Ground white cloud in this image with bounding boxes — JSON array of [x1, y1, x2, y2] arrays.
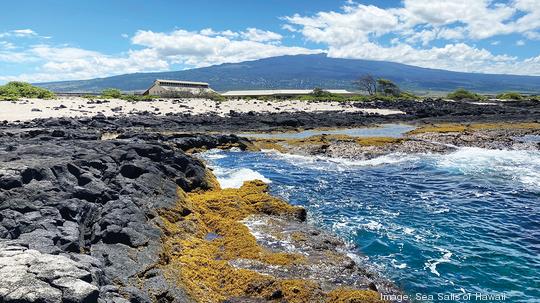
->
[[3, 1, 540, 82], [281, 24, 298, 32], [0, 46, 169, 82], [0, 29, 39, 38], [131, 29, 319, 68], [284, 1, 540, 75], [241, 28, 282, 42], [1, 27, 320, 82], [0, 41, 16, 50], [12, 29, 37, 37]]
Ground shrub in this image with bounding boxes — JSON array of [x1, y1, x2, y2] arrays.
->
[[101, 88, 122, 99], [496, 92, 523, 100], [447, 89, 485, 101], [204, 92, 226, 102], [121, 94, 157, 101], [0, 82, 55, 100], [398, 91, 419, 100]]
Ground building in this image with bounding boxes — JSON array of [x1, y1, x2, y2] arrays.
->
[[143, 79, 214, 97], [221, 89, 354, 98]]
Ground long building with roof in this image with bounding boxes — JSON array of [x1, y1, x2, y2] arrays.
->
[[143, 79, 214, 97]]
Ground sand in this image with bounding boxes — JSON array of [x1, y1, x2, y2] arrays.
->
[[0, 97, 404, 122]]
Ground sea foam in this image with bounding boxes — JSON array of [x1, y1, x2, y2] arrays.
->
[[213, 167, 271, 189], [436, 147, 540, 191]]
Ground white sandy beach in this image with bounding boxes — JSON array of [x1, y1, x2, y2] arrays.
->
[[0, 97, 404, 122]]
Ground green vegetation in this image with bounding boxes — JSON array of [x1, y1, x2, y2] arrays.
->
[[496, 92, 523, 100], [202, 92, 226, 102], [84, 88, 157, 101], [447, 89, 486, 101], [296, 91, 418, 102], [0, 82, 55, 101], [120, 94, 157, 101], [376, 78, 401, 96], [101, 88, 122, 99]]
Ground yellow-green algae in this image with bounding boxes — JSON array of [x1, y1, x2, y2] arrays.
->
[[158, 176, 385, 303], [251, 134, 405, 153], [409, 122, 540, 134]]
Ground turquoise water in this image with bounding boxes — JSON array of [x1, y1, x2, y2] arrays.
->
[[202, 148, 540, 302], [237, 124, 416, 140]]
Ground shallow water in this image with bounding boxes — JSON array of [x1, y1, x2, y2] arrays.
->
[[201, 148, 540, 302], [237, 124, 416, 140]]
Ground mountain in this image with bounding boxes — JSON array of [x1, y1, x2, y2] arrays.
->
[[36, 54, 540, 93]]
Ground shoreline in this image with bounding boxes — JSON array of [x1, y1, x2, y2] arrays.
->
[[1, 99, 539, 302], [0, 121, 400, 303]]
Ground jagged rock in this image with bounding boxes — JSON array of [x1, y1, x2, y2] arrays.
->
[[52, 277, 99, 303], [0, 243, 99, 303], [0, 129, 215, 302]]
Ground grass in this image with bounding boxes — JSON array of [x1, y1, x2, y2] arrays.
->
[[0, 82, 55, 101]]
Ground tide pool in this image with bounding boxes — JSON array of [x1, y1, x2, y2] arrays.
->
[[237, 124, 416, 140], [201, 148, 540, 302]]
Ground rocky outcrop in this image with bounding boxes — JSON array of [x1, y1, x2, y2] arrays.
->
[[0, 129, 225, 302], [0, 242, 99, 303]]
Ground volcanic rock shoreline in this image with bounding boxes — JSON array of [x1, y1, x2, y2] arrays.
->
[[1, 98, 539, 303], [0, 125, 395, 303], [0, 128, 222, 302]]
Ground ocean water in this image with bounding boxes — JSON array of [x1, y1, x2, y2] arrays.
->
[[201, 148, 540, 302]]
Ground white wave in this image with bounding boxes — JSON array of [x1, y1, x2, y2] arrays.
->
[[362, 220, 383, 231], [425, 248, 453, 277], [201, 149, 227, 160], [213, 167, 271, 189], [436, 147, 540, 191], [265, 150, 418, 170], [391, 259, 408, 269], [403, 227, 415, 235]]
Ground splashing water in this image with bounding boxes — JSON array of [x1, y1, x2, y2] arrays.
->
[[201, 148, 540, 302]]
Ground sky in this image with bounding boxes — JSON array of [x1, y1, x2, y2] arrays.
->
[[1, 0, 540, 83]]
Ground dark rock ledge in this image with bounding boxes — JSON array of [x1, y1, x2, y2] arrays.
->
[[0, 129, 229, 303]]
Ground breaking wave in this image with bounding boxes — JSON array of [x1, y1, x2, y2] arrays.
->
[[213, 167, 271, 189]]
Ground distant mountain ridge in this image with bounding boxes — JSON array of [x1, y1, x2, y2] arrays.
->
[[36, 54, 540, 93]]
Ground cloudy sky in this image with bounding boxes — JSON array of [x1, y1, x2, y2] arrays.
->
[[1, 0, 539, 83]]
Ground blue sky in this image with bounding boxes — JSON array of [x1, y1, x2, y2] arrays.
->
[[1, 0, 540, 82]]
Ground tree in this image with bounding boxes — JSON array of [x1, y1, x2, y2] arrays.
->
[[376, 78, 401, 97], [353, 74, 377, 95]]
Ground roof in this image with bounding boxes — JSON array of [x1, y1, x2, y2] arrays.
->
[[155, 79, 209, 86], [159, 86, 211, 92], [221, 89, 353, 96]]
